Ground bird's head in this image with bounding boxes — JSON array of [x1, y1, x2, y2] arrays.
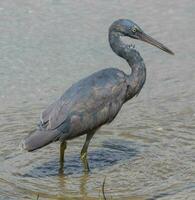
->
[[111, 19, 174, 55]]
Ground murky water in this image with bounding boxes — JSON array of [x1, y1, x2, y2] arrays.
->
[[0, 0, 195, 199]]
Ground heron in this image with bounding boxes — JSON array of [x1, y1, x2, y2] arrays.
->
[[21, 19, 174, 172]]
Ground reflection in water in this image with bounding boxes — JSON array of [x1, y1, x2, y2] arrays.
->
[[57, 172, 67, 197], [57, 173, 99, 200], [79, 173, 89, 198], [1, 139, 138, 199], [56, 173, 96, 199]]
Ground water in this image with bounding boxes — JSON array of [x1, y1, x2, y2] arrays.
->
[[0, 0, 195, 199]]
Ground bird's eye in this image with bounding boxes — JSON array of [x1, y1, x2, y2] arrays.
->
[[131, 27, 137, 33]]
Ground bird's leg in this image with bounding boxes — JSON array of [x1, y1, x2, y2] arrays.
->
[[60, 140, 67, 163], [80, 131, 95, 172], [59, 140, 67, 174]]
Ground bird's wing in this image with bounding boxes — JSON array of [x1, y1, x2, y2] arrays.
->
[[40, 96, 71, 130], [40, 68, 128, 133], [40, 101, 57, 127]]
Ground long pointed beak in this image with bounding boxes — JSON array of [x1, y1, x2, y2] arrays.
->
[[139, 32, 174, 55]]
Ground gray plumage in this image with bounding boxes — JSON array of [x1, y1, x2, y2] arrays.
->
[[21, 19, 173, 170]]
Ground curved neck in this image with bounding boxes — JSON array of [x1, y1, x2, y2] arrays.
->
[[109, 30, 146, 100]]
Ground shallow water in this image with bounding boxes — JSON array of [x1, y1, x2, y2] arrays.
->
[[0, 0, 195, 199]]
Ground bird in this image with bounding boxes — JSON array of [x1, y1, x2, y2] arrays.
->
[[20, 19, 174, 172]]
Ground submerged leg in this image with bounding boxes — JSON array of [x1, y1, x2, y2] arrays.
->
[[80, 131, 95, 172], [59, 140, 67, 174]]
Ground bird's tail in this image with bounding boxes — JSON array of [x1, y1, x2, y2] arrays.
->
[[20, 128, 59, 151]]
